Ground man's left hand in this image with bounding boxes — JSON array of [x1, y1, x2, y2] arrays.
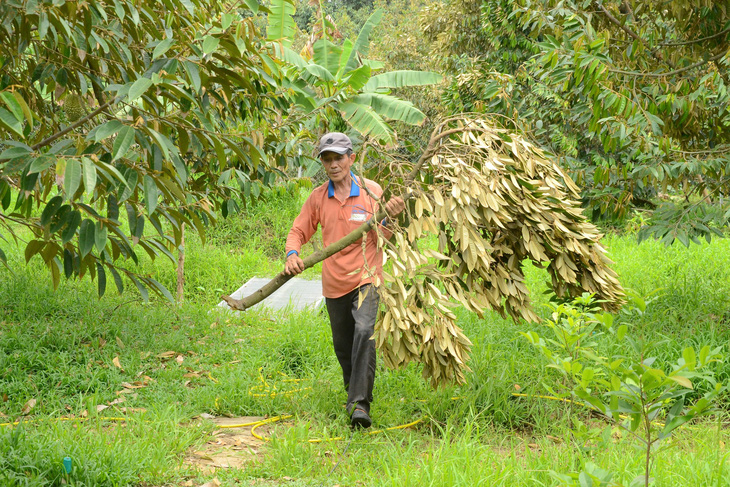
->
[[384, 196, 405, 217]]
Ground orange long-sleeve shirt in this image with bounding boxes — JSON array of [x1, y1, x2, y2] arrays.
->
[[286, 172, 391, 298]]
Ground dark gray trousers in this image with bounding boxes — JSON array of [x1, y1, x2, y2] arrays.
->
[[325, 284, 378, 415]]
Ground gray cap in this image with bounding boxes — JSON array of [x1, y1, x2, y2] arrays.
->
[[317, 132, 352, 157]]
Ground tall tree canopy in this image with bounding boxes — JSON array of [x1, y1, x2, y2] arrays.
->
[[421, 0, 730, 246], [0, 0, 303, 297], [0, 0, 440, 297]]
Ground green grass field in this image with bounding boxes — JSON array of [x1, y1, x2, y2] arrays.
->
[[2, 191, 730, 486]]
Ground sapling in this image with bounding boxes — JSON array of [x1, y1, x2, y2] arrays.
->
[[524, 293, 725, 487]]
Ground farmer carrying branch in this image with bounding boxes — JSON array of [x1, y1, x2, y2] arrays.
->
[[284, 132, 405, 428]]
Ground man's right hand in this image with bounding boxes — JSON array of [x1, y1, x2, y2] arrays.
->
[[285, 254, 305, 275]]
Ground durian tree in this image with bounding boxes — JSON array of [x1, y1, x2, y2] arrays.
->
[[0, 0, 304, 297], [420, 0, 730, 245], [223, 116, 626, 385], [0, 0, 436, 297]]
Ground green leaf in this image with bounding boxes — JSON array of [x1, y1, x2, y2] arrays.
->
[[64, 158, 82, 199], [28, 154, 55, 174], [92, 119, 122, 142], [112, 126, 136, 161], [243, 0, 259, 13], [63, 249, 74, 278], [344, 9, 383, 73], [130, 275, 149, 302], [0, 146, 31, 161], [61, 211, 82, 244], [110, 266, 124, 294], [152, 38, 174, 60], [0, 246, 7, 267], [40, 196, 64, 226], [183, 61, 201, 92], [346, 64, 371, 91], [38, 11, 49, 39], [313, 39, 343, 76], [178, 0, 195, 15], [363, 70, 442, 92], [0, 92, 23, 122], [266, 0, 296, 47], [97, 263, 107, 298], [128, 77, 153, 102], [82, 157, 97, 196], [144, 175, 159, 215], [352, 93, 426, 125], [202, 35, 220, 55], [147, 276, 174, 302], [79, 219, 96, 258], [682, 347, 697, 369], [338, 100, 394, 143], [699, 345, 710, 366], [24, 240, 45, 263], [95, 222, 108, 252], [303, 64, 335, 82], [272, 44, 308, 68]]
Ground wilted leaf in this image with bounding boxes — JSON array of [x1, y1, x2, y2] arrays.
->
[[112, 356, 123, 370], [21, 398, 37, 415]]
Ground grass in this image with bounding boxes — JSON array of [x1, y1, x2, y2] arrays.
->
[[2, 190, 730, 485]]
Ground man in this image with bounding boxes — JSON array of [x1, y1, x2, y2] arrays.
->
[[284, 132, 405, 428]]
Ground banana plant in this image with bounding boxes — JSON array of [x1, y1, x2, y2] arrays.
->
[[267, 0, 442, 144]]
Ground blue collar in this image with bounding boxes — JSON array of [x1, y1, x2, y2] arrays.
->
[[327, 171, 361, 198]]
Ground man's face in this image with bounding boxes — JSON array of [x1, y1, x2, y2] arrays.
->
[[320, 151, 355, 184]]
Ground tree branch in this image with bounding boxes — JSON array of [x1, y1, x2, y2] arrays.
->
[[30, 99, 115, 152], [220, 118, 484, 311], [659, 27, 730, 46], [608, 51, 726, 78], [595, 1, 676, 69]]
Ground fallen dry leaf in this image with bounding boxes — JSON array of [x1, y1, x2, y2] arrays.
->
[[199, 479, 221, 487], [112, 356, 123, 370], [116, 336, 125, 349], [194, 451, 215, 461], [156, 351, 176, 359], [176, 355, 184, 365], [21, 398, 36, 415], [200, 413, 215, 420], [96, 404, 109, 413], [120, 407, 147, 414], [121, 381, 147, 389], [109, 397, 125, 406]]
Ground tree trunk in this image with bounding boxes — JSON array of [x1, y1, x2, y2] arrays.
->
[[177, 223, 185, 304]]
